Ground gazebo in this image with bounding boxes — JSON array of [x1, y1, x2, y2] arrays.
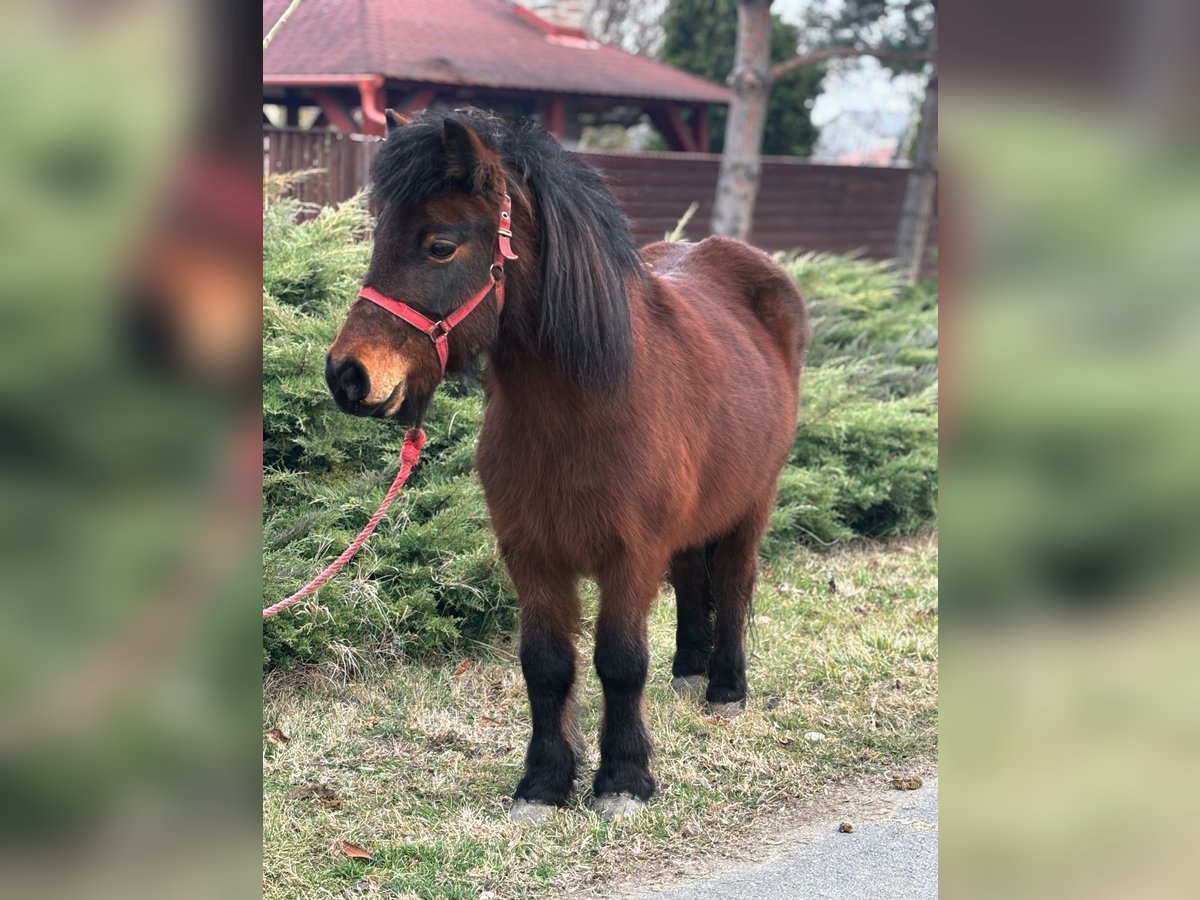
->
[[262, 0, 730, 152]]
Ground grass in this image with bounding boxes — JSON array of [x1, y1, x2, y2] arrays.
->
[[263, 532, 937, 899]]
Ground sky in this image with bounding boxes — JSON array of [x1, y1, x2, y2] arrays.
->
[[772, 0, 927, 162]]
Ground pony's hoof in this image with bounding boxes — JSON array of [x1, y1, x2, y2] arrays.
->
[[706, 699, 746, 718], [591, 792, 646, 820], [671, 675, 705, 695], [509, 799, 555, 825]]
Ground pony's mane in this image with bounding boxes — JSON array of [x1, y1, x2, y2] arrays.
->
[[369, 108, 642, 389]]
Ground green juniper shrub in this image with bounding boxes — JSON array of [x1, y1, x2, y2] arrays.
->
[[764, 363, 938, 551], [263, 193, 937, 671], [781, 252, 939, 398]]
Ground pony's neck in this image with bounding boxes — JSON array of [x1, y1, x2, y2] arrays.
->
[[489, 188, 541, 370], [491, 290, 644, 409], [489, 265, 573, 391], [485, 164, 640, 392]]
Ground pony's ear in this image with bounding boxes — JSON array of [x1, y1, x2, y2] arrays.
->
[[385, 108, 410, 136], [441, 118, 501, 195]]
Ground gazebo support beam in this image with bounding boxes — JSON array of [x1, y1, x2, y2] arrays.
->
[[647, 105, 699, 153], [543, 96, 566, 139], [314, 89, 359, 133], [693, 104, 710, 153], [394, 87, 436, 116], [358, 76, 388, 137]]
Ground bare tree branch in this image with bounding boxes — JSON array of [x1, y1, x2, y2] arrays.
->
[[264, 0, 303, 52], [769, 46, 931, 83]]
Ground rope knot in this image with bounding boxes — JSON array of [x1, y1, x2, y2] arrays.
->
[[401, 428, 427, 465]]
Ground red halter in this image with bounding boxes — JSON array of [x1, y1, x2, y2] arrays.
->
[[358, 192, 519, 375]]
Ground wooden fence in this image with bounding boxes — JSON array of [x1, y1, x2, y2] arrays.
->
[[264, 129, 379, 210], [265, 128, 935, 268]]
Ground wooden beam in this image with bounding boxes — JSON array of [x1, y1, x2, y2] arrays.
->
[[358, 76, 388, 137], [543, 96, 566, 139], [395, 87, 436, 116], [313, 89, 359, 133], [646, 105, 699, 153], [693, 104, 710, 153]]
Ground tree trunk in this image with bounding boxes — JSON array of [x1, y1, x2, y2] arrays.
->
[[710, 0, 773, 240], [893, 25, 938, 284]]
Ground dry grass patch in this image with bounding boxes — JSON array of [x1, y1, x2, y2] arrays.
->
[[263, 534, 937, 899]]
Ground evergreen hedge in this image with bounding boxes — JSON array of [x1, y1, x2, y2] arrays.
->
[[263, 190, 938, 670]]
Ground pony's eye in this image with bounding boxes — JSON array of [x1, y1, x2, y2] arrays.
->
[[429, 240, 457, 259]]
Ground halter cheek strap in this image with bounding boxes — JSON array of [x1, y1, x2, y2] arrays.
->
[[359, 191, 518, 375]]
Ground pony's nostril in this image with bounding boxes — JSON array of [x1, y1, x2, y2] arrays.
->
[[339, 359, 370, 403], [327, 356, 370, 405]]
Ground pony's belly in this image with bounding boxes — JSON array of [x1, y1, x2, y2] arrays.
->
[[476, 368, 798, 572], [481, 459, 782, 575], [668, 396, 798, 549], [674, 452, 789, 549], [476, 445, 619, 573], [478, 417, 794, 572], [481, 481, 623, 575]]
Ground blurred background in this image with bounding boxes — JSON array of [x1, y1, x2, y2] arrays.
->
[[0, 0, 261, 897], [940, 1, 1200, 897]]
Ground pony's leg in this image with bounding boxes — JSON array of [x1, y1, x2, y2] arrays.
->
[[506, 553, 581, 823], [706, 504, 771, 717], [591, 556, 662, 817], [669, 543, 716, 694]]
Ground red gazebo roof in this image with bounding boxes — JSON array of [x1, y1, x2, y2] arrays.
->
[[262, 0, 731, 105]]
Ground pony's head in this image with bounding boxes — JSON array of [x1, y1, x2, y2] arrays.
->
[[327, 108, 642, 425], [326, 112, 511, 423]]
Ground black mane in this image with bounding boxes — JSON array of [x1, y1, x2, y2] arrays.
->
[[369, 108, 642, 389]]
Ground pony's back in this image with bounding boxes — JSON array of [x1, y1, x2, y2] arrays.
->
[[641, 237, 809, 381]]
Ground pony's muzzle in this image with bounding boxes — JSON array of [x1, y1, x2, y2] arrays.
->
[[325, 353, 404, 417]]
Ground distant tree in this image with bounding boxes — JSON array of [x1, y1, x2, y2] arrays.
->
[[805, 0, 938, 282], [583, 0, 670, 56], [711, 0, 934, 242], [806, 0, 935, 66], [661, 0, 824, 156], [892, 14, 936, 284]]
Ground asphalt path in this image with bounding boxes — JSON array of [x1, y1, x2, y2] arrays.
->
[[628, 778, 938, 900]]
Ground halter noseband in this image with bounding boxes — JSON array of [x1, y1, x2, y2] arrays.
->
[[358, 190, 519, 375]]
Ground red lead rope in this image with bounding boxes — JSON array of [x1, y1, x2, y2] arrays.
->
[[263, 429, 426, 619]]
